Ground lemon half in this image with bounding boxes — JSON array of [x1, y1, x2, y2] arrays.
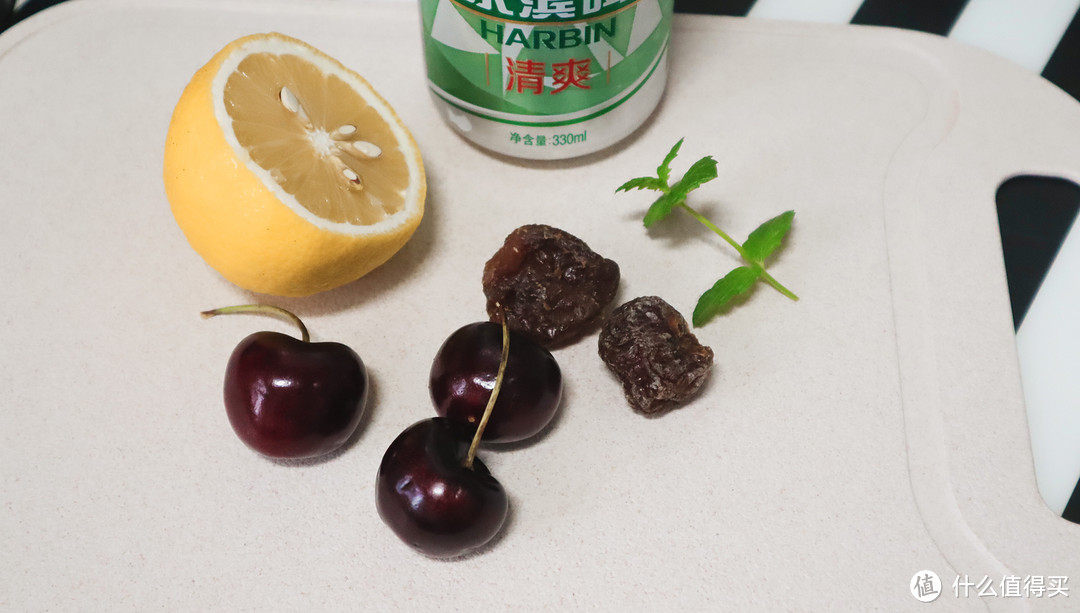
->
[[164, 32, 425, 297]]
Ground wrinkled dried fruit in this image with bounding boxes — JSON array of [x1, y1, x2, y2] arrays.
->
[[483, 224, 620, 348], [598, 296, 714, 414]]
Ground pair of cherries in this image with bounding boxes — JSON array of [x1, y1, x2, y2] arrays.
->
[[376, 320, 563, 558], [205, 305, 562, 558]]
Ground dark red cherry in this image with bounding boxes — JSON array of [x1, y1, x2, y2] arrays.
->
[[204, 305, 368, 460], [376, 418, 508, 558], [430, 322, 561, 443]]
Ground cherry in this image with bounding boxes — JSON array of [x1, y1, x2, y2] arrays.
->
[[203, 304, 368, 460], [430, 322, 561, 443], [377, 319, 514, 557], [376, 418, 508, 558]]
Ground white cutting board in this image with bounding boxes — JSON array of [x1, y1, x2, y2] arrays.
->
[[2, 1, 1079, 610]]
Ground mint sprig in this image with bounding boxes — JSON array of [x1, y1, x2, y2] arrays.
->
[[616, 138, 798, 326]]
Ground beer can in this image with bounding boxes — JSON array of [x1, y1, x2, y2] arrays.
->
[[418, 0, 673, 160]]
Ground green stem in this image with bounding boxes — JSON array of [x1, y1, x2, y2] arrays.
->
[[679, 202, 748, 258], [758, 269, 799, 301], [200, 304, 310, 342], [464, 317, 510, 470], [678, 202, 799, 302]]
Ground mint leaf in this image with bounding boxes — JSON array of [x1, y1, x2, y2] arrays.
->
[[643, 155, 718, 228], [643, 192, 682, 228], [616, 176, 667, 193], [668, 156, 718, 202], [693, 266, 761, 326], [657, 138, 683, 185], [615, 139, 798, 325], [742, 210, 795, 263]]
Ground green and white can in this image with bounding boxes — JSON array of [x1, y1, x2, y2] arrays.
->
[[419, 0, 673, 160]]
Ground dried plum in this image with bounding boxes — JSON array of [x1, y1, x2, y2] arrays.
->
[[598, 296, 714, 414], [483, 224, 619, 348]]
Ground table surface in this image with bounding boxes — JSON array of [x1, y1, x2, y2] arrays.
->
[[5, 5, 1079, 609], [3, 0, 1079, 521]]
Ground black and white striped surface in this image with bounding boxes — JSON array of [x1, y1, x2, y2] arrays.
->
[[3, 0, 1078, 521]]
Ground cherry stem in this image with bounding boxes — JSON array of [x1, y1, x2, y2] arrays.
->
[[464, 317, 510, 470], [200, 304, 310, 343]]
